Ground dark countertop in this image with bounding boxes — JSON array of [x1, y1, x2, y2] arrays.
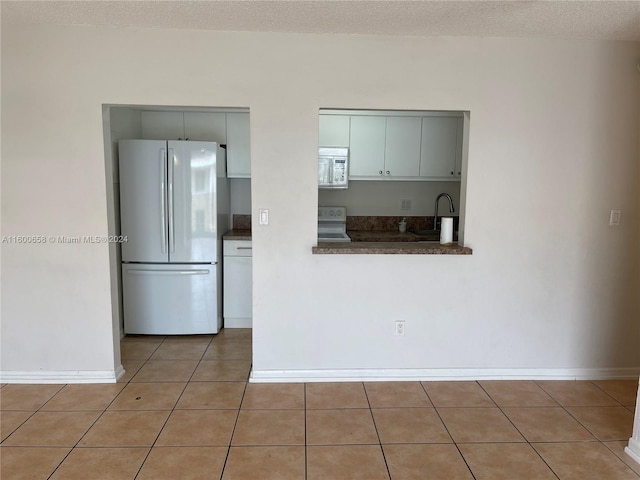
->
[[223, 229, 252, 241], [313, 241, 472, 255], [222, 229, 471, 255]]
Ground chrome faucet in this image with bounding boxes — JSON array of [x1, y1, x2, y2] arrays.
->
[[433, 193, 455, 230]]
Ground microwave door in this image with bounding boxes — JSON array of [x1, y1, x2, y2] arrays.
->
[[318, 157, 331, 187]]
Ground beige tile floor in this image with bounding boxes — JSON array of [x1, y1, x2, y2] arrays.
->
[[1, 328, 639, 479]]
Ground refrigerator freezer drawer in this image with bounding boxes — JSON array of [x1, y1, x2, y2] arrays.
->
[[122, 263, 219, 335]]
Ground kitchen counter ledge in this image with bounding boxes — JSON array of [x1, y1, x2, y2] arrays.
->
[[313, 241, 472, 255], [223, 229, 252, 240]]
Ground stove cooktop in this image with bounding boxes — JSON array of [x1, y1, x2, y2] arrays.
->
[[318, 206, 351, 242]]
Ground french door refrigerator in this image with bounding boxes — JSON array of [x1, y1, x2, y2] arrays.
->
[[119, 140, 229, 334]]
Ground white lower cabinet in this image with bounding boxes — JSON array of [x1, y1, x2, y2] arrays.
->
[[223, 239, 252, 328]]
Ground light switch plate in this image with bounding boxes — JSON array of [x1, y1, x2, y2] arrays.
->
[[259, 209, 269, 225], [609, 209, 621, 226]]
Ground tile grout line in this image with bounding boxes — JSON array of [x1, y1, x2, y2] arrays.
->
[[131, 334, 213, 480], [304, 383, 308, 480], [533, 380, 640, 479], [41, 339, 166, 479], [419, 381, 478, 480], [361, 382, 392, 480], [4, 333, 252, 480], [42, 340, 172, 480], [534, 379, 631, 447], [587, 379, 634, 406], [601, 440, 640, 479], [0, 384, 67, 480], [475, 381, 562, 480], [217, 375, 249, 480]]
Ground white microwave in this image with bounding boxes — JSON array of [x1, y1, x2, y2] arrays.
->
[[318, 147, 349, 189]]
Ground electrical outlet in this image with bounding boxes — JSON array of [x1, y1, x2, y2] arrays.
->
[[609, 209, 621, 226], [395, 320, 405, 336], [400, 199, 412, 211]]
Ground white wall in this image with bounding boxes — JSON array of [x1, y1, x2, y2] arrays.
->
[[1, 23, 638, 382]]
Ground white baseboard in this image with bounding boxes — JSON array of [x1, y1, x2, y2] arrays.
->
[[224, 318, 252, 328], [250, 367, 640, 383], [625, 438, 640, 465], [0, 367, 124, 384]]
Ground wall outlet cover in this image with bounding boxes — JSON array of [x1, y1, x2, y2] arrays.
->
[[609, 209, 621, 226]]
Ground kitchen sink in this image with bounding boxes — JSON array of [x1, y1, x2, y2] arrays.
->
[[412, 229, 439, 236], [411, 229, 445, 243]]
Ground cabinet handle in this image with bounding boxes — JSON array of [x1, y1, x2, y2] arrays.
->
[[379, 170, 383, 175], [450, 171, 454, 175], [386, 171, 390, 175], [237, 247, 253, 250]]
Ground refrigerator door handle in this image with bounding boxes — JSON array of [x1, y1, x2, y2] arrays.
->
[[127, 268, 211, 276], [160, 148, 168, 254], [168, 148, 175, 254]]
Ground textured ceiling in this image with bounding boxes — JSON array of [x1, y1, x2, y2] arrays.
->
[[2, 0, 640, 41]]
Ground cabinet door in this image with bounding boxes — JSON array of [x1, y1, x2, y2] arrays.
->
[[184, 112, 226, 143], [419, 116, 459, 178], [226, 113, 251, 178], [141, 111, 185, 140], [454, 117, 464, 177], [223, 253, 252, 328], [384, 116, 421, 177], [349, 116, 386, 177], [319, 115, 350, 147]]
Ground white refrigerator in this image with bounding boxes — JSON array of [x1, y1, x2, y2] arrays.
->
[[119, 140, 229, 334]]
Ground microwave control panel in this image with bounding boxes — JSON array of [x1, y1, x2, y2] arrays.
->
[[333, 159, 347, 183]]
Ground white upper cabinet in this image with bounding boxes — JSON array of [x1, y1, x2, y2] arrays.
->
[[141, 111, 226, 143], [139, 110, 251, 178], [183, 112, 226, 143], [384, 116, 422, 177], [226, 112, 251, 178], [454, 117, 464, 177], [349, 116, 386, 177], [319, 115, 350, 147], [141, 111, 184, 140], [419, 116, 461, 179], [326, 111, 465, 181]]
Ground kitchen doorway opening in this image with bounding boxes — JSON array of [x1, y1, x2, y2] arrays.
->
[[102, 104, 252, 377]]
